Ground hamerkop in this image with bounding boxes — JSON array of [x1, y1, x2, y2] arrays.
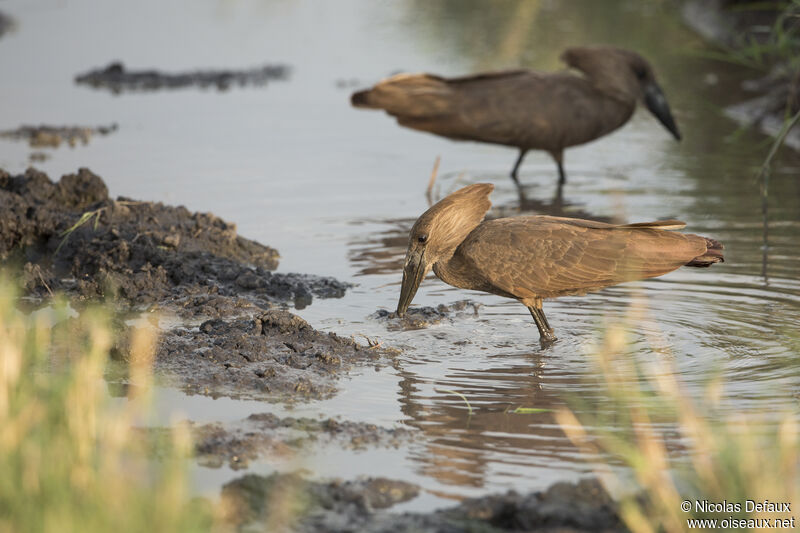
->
[[352, 46, 680, 188], [396, 184, 723, 343]]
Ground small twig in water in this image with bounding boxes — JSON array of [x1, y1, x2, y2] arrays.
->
[[426, 155, 441, 206], [353, 333, 383, 349], [35, 266, 53, 297], [436, 388, 473, 415]]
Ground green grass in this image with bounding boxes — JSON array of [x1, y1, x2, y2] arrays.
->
[[693, 1, 800, 73]]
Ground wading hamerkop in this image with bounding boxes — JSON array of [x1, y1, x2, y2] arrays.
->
[[397, 184, 723, 344], [352, 46, 681, 192]]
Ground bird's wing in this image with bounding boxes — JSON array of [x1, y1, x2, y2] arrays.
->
[[456, 216, 707, 299], [448, 72, 633, 148], [436, 70, 531, 84]]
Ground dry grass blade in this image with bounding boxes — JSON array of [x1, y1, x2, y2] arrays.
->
[[509, 406, 552, 414], [55, 209, 102, 255], [54, 201, 145, 256], [436, 388, 473, 415]]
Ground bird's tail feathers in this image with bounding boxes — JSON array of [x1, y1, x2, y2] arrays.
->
[[350, 73, 455, 117], [685, 237, 724, 267], [620, 219, 686, 230]]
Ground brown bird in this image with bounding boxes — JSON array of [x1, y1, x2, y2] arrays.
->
[[396, 183, 723, 343], [352, 46, 680, 189]]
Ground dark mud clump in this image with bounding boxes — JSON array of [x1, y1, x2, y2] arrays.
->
[[221, 473, 420, 529], [190, 412, 415, 469], [153, 310, 386, 402], [0, 167, 352, 312], [0, 10, 14, 39], [221, 473, 623, 532], [373, 300, 481, 331], [0, 124, 118, 148], [75, 62, 290, 94]]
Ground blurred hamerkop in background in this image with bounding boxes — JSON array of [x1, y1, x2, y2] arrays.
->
[[352, 45, 680, 192]]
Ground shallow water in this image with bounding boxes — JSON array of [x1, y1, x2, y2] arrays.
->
[[2, 0, 799, 508]]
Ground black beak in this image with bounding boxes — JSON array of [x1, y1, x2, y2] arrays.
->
[[396, 249, 426, 317], [644, 82, 681, 141]]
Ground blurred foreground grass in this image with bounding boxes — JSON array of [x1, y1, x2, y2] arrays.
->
[[558, 296, 799, 533], [0, 282, 216, 533]]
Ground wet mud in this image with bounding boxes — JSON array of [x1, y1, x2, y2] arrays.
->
[[1, 168, 393, 402], [0, 124, 118, 148], [373, 300, 481, 331], [187, 412, 415, 469], [153, 310, 388, 401], [221, 473, 623, 532], [75, 62, 290, 93]]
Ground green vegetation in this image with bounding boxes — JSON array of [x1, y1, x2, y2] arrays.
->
[[701, 1, 800, 74], [558, 319, 798, 533], [0, 282, 216, 533]]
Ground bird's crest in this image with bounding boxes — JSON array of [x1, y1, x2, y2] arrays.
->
[[411, 183, 494, 262]]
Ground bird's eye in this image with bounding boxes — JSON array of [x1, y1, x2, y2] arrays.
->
[[417, 235, 428, 244], [633, 65, 647, 80]]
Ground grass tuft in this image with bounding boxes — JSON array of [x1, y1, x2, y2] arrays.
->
[[0, 279, 218, 533]]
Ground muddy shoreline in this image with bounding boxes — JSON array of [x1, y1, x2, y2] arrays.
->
[[0, 168, 393, 403]]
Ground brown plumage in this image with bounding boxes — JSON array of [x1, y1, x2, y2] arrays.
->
[[352, 46, 680, 189], [397, 183, 723, 344]]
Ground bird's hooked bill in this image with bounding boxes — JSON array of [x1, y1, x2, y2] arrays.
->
[[397, 249, 426, 317], [644, 82, 681, 141]]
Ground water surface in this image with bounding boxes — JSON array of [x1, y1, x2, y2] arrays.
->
[[1, 0, 798, 509]]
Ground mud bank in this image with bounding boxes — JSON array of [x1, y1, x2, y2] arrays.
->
[[682, 0, 800, 150], [1, 168, 394, 402], [75, 62, 290, 93], [221, 473, 623, 532], [0, 124, 118, 148], [186, 412, 415, 469]]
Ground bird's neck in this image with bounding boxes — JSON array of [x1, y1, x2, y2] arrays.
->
[[432, 255, 472, 291]]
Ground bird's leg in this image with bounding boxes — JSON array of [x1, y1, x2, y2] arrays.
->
[[528, 305, 557, 344], [553, 179, 565, 207], [551, 150, 567, 186], [510, 149, 527, 187], [538, 306, 553, 332]]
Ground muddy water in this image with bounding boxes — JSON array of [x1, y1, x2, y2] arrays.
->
[[1, 0, 799, 510]]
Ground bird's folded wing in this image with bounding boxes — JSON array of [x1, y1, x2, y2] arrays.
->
[[457, 218, 706, 299]]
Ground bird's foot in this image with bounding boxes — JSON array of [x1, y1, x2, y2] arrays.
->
[[538, 329, 558, 347]]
